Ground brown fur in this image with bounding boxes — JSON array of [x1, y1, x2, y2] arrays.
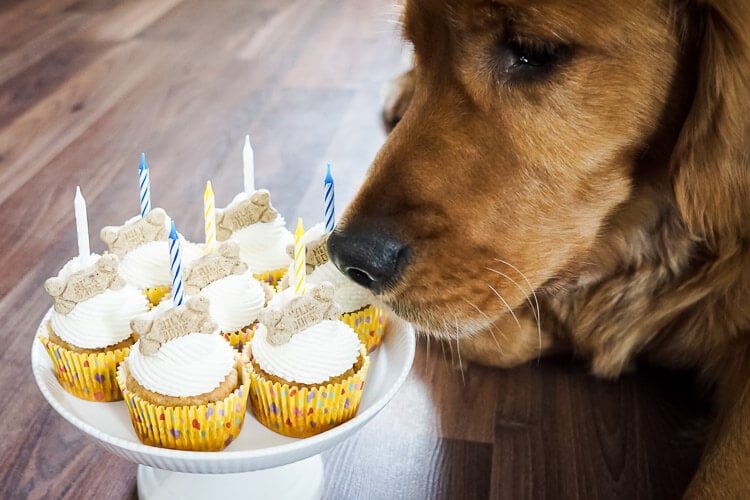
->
[[343, 0, 750, 497]]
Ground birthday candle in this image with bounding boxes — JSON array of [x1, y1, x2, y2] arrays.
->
[[242, 135, 255, 194], [168, 221, 185, 305], [74, 186, 91, 266], [293, 218, 306, 295], [138, 152, 151, 217], [204, 181, 216, 254], [324, 163, 335, 232]]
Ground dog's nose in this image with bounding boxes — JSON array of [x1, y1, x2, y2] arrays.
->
[[327, 227, 409, 293]]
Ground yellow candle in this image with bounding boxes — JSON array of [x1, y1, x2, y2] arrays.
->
[[293, 218, 306, 295], [204, 181, 216, 254]]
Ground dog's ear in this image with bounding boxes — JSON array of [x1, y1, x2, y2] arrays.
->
[[671, 0, 750, 248]]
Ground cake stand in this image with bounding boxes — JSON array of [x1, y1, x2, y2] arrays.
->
[[32, 314, 416, 500]]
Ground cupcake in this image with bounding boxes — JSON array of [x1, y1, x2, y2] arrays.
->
[[39, 253, 150, 401], [284, 224, 387, 353], [183, 241, 272, 351], [247, 282, 370, 438], [215, 189, 292, 286], [117, 296, 250, 451], [100, 208, 201, 306]]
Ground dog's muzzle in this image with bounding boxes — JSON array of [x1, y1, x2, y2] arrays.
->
[[327, 225, 409, 294]]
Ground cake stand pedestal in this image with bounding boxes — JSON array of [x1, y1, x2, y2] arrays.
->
[[32, 315, 415, 500], [136, 455, 324, 500]]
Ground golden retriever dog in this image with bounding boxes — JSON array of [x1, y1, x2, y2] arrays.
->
[[327, 0, 750, 497]]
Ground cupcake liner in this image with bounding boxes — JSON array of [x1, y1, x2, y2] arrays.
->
[[143, 286, 170, 307], [222, 324, 257, 352], [117, 357, 250, 451], [38, 335, 129, 402], [253, 267, 288, 288], [340, 305, 388, 353], [247, 346, 370, 438]]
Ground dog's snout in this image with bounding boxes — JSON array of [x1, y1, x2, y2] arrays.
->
[[327, 227, 409, 294]]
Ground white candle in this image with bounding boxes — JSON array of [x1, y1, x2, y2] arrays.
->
[[74, 186, 91, 266], [242, 134, 255, 194]]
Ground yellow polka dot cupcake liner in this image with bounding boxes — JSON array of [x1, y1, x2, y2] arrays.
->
[[117, 357, 250, 451], [247, 346, 370, 438], [222, 324, 257, 352], [253, 267, 288, 289], [142, 286, 170, 307], [340, 305, 388, 353], [38, 334, 129, 402]]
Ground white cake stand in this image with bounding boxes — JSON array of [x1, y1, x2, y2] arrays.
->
[[32, 314, 416, 500]]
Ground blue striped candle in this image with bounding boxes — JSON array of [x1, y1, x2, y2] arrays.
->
[[324, 163, 335, 232], [138, 152, 151, 217], [168, 221, 184, 305]]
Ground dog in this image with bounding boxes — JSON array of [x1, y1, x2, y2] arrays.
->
[[327, 0, 750, 497]]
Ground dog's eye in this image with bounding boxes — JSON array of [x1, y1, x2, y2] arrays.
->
[[509, 41, 556, 67], [501, 39, 570, 79]]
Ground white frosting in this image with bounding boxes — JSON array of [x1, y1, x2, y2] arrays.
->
[[127, 333, 236, 397], [49, 285, 150, 349], [223, 191, 292, 273], [118, 238, 202, 289], [308, 261, 373, 312], [118, 240, 172, 289], [229, 218, 292, 273], [111, 213, 201, 289], [198, 272, 265, 332], [303, 223, 329, 248], [252, 320, 362, 385], [56, 253, 100, 279], [48, 253, 149, 349]]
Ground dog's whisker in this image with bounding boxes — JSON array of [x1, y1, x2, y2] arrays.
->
[[439, 330, 449, 366], [461, 297, 506, 353], [443, 317, 456, 366], [491, 259, 544, 358], [453, 314, 466, 385], [487, 284, 523, 337], [425, 326, 431, 365], [490, 259, 541, 323]]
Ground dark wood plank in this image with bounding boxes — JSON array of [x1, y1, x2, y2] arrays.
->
[[0, 1, 88, 85], [0, 37, 110, 128]]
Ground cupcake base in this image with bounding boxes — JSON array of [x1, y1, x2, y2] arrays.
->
[[246, 346, 370, 438], [38, 332, 130, 402], [339, 305, 388, 353], [143, 286, 170, 307], [253, 267, 287, 288], [117, 357, 250, 451], [222, 324, 257, 352]]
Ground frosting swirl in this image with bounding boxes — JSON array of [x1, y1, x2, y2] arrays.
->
[[47, 253, 149, 349], [110, 213, 201, 289], [49, 285, 150, 349], [198, 272, 266, 332], [252, 320, 362, 385], [55, 253, 99, 280], [222, 190, 292, 273], [127, 333, 236, 397], [229, 218, 292, 273]]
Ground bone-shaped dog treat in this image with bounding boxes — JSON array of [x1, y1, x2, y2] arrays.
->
[[44, 254, 126, 314], [215, 190, 279, 241], [286, 232, 330, 273], [258, 282, 339, 345], [183, 241, 248, 295], [131, 296, 217, 355], [100, 208, 169, 257]]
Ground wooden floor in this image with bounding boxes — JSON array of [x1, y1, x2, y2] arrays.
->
[[0, 1, 709, 498]]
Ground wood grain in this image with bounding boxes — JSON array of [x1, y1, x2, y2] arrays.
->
[[0, 1, 706, 498]]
